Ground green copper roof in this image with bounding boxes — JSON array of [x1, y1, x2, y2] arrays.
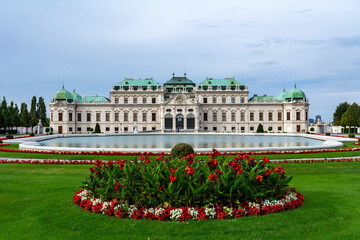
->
[[84, 96, 110, 103], [276, 89, 287, 101], [285, 85, 306, 99], [164, 74, 196, 87], [115, 78, 160, 87], [54, 86, 73, 100], [199, 77, 244, 87], [249, 95, 276, 102], [72, 90, 82, 102]]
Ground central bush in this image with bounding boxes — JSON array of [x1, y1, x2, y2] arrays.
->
[[82, 149, 292, 208]]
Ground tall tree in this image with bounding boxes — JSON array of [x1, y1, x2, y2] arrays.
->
[[20, 102, 30, 128], [1, 97, 9, 130], [7, 101, 15, 129], [340, 103, 360, 132], [29, 96, 37, 127], [13, 104, 20, 132], [333, 102, 350, 126], [37, 97, 47, 125]]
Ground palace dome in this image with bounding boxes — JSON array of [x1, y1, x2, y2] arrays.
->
[[276, 89, 287, 101], [285, 85, 306, 100], [72, 90, 82, 102], [54, 86, 73, 101]]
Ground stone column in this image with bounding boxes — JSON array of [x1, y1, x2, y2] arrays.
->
[[195, 108, 200, 132], [160, 106, 165, 132]]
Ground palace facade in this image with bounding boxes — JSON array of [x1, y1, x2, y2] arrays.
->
[[50, 74, 309, 134]]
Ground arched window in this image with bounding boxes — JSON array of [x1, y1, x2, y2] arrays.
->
[[187, 114, 195, 129], [165, 114, 173, 129]]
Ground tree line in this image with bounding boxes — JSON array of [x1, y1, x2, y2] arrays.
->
[[333, 102, 360, 132], [0, 96, 47, 133]]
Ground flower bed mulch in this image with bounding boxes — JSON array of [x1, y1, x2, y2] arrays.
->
[[73, 188, 304, 221]]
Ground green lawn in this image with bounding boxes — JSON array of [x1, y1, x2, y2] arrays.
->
[[0, 142, 359, 161], [1, 162, 360, 239]]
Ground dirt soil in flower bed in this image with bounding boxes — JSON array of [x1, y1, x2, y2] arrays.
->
[[1, 162, 360, 239]]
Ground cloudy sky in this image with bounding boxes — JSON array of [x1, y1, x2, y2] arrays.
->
[[0, 0, 359, 121]]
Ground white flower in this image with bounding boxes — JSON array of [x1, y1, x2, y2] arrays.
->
[[205, 207, 216, 219], [170, 209, 183, 221], [188, 208, 198, 220]]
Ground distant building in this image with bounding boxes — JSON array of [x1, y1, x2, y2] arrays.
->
[[315, 115, 322, 124], [49, 74, 310, 134], [309, 118, 314, 124]]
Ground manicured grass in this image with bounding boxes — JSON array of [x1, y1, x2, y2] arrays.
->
[[0, 142, 359, 161], [1, 162, 360, 239]]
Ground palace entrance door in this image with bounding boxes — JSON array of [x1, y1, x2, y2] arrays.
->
[[165, 114, 173, 130], [176, 114, 184, 130]]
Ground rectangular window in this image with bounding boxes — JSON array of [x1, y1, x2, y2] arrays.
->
[[241, 127, 245, 132], [124, 112, 128, 122], [96, 112, 100, 122], [250, 126, 254, 131], [231, 112, 235, 121], [124, 127, 128, 132], [105, 127, 110, 131], [306, 111, 308, 121], [115, 112, 119, 122], [204, 112, 208, 121], [222, 112, 226, 121], [114, 98, 119, 104], [124, 97, 128, 104], [241, 112, 245, 121], [77, 127, 81, 132], [77, 113, 82, 122], [143, 112, 147, 122], [133, 97, 137, 104], [87, 127, 91, 131], [115, 127, 119, 132], [278, 112, 282, 121], [204, 127, 208, 131], [152, 113, 156, 122], [250, 112, 254, 121], [222, 97, 226, 103], [278, 126, 282, 131], [213, 112, 217, 122], [69, 113, 72, 122], [203, 97, 208, 103], [213, 97, 217, 104], [143, 97, 147, 104], [231, 97, 235, 103], [296, 112, 301, 121], [259, 112, 263, 121], [240, 97, 245, 103], [287, 112, 291, 121], [269, 112, 273, 121], [143, 127, 147, 132], [69, 127, 72, 132], [106, 113, 110, 122], [133, 112, 138, 122], [152, 98, 156, 104], [213, 127, 217, 131], [58, 113, 63, 122], [51, 113, 53, 121]]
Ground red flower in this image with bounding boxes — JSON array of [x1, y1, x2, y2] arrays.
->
[[208, 174, 218, 184], [255, 175, 263, 183], [208, 159, 218, 168], [168, 168, 178, 175], [262, 156, 269, 164], [114, 181, 121, 190], [184, 166, 194, 176], [169, 176, 177, 183], [263, 170, 272, 177]]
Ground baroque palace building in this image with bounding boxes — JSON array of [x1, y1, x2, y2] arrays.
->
[[50, 74, 309, 134]]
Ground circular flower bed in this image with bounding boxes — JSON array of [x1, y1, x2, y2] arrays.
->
[[74, 150, 304, 221]]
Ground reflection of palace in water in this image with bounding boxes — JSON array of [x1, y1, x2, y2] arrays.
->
[[50, 74, 309, 134]]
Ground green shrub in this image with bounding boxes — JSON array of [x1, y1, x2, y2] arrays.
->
[[348, 133, 355, 138], [45, 128, 50, 134], [82, 151, 292, 208], [310, 127, 314, 132], [29, 133, 35, 136], [0, 140, 3, 143], [171, 143, 194, 159], [94, 123, 100, 133], [256, 124, 264, 133], [6, 134, 13, 139], [49, 132, 53, 135], [325, 132, 330, 136]]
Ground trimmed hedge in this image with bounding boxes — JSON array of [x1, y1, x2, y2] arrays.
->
[[170, 143, 194, 159]]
